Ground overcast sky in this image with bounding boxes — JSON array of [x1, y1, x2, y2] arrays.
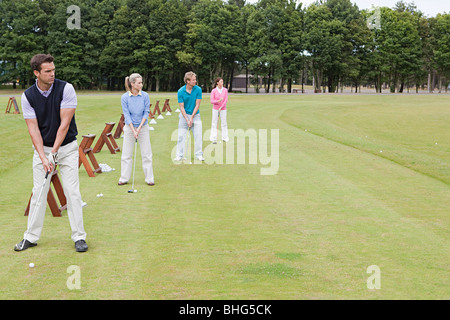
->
[[246, 1, 449, 17]]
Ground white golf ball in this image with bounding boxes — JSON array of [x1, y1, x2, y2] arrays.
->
[[29, 263, 35, 268], [134, 190, 137, 193]]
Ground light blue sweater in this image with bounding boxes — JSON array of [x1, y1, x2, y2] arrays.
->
[[121, 91, 150, 127]]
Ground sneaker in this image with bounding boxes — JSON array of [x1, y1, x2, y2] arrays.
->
[[173, 156, 183, 161], [196, 155, 205, 161], [75, 239, 88, 252], [14, 239, 37, 251]]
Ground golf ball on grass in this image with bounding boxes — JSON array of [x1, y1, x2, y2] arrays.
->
[[29, 263, 35, 268]]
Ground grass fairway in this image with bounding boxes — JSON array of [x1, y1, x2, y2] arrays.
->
[[0, 92, 448, 300]]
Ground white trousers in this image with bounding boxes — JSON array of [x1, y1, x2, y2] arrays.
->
[[177, 113, 203, 158], [210, 109, 228, 142], [120, 124, 154, 184], [24, 140, 87, 243]]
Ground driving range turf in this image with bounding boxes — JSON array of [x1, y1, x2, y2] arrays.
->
[[0, 92, 448, 299]]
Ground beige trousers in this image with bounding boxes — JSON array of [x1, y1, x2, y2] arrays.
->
[[119, 124, 154, 185], [24, 140, 87, 243]]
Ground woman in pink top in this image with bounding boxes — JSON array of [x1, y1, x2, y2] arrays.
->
[[210, 77, 229, 143]]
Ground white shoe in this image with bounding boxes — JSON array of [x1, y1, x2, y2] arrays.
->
[[173, 156, 183, 161], [196, 156, 205, 161]]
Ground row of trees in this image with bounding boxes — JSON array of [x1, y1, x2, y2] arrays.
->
[[0, 0, 449, 93]]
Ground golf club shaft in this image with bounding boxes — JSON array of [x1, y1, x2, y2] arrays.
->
[[24, 170, 50, 245], [186, 126, 191, 162], [131, 138, 137, 190], [217, 109, 220, 139]]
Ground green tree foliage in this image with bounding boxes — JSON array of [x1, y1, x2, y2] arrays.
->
[[247, 0, 303, 93], [432, 13, 450, 87], [0, 0, 49, 88], [0, 0, 448, 92], [178, 0, 243, 91]]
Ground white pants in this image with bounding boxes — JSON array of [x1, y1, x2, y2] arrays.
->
[[24, 140, 87, 243], [177, 113, 203, 158], [120, 124, 154, 184], [210, 109, 228, 142]]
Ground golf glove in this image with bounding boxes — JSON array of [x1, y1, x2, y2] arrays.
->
[[47, 151, 58, 166]]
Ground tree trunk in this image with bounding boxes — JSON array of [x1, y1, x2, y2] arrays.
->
[[313, 66, 322, 93], [155, 77, 160, 92], [427, 72, 432, 92], [229, 63, 234, 93], [377, 71, 382, 93], [245, 65, 249, 93]]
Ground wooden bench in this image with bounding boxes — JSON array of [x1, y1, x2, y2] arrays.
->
[[25, 169, 66, 217], [153, 100, 161, 116], [162, 99, 172, 112], [78, 134, 102, 177], [148, 103, 154, 119], [93, 122, 121, 154], [113, 114, 125, 139], [5, 97, 20, 114]]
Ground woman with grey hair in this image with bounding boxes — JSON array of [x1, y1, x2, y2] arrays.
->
[[118, 73, 155, 186]]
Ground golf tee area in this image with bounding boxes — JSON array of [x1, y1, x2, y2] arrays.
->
[[0, 92, 448, 300]]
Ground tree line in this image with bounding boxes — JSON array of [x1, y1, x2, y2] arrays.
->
[[0, 0, 448, 93]]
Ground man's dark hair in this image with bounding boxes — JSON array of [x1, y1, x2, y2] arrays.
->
[[30, 54, 54, 72]]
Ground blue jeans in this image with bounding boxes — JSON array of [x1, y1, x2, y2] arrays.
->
[[177, 113, 203, 158]]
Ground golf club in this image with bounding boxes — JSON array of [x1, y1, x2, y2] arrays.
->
[[186, 126, 192, 164], [128, 138, 138, 193], [217, 108, 220, 143], [20, 170, 50, 250]]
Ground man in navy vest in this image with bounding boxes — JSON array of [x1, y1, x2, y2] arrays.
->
[[14, 54, 88, 252]]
